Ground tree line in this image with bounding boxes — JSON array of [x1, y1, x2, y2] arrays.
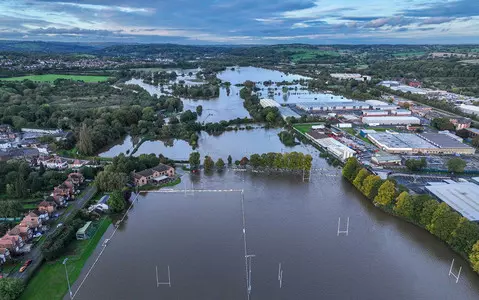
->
[[343, 157, 479, 274], [249, 152, 312, 171]]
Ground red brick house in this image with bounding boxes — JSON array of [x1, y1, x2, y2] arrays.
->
[[38, 201, 57, 215], [132, 164, 175, 186], [68, 172, 85, 186]]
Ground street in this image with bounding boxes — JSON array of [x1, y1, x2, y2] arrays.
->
[[8, 185, 98, 280]]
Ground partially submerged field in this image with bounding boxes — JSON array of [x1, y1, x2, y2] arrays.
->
[[293, 123, 324, 134], [0, 74, 110, 83]]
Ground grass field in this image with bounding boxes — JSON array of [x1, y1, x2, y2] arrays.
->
[[1, 74, 110, 83], [293, 123, 324, 134], [19, 218, 112, 300]]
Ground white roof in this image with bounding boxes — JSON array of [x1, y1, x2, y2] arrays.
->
[[426, 182, 479, 221], [259, 98, 280, 108], [362, 116, 420, 123]]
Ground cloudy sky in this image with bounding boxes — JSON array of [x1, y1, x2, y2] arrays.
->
[[0, 0, 478, 44]]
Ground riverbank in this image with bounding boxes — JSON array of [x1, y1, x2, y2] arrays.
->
[[342, 157, 479, 277], [19, 217, 112, 300]]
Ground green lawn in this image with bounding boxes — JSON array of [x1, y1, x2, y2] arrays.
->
[[293, 123, 324, 134], [19, 218, 112, 300], [0, 74, 110, 83]]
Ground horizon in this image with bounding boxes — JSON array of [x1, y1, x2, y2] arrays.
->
[[0, 0, 478, 44]]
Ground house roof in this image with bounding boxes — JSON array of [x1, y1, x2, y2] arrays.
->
[[38, 200, 54, 207], [151, 164, 171, 172], [136, 169, 155, 177], [133, 172, 147, 179]]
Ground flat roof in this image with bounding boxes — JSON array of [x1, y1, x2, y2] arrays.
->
[[426, 182, 479, 221], [369, 132, 436, 149], [152, 175, 169, 181], [418, 133, 472, 149]]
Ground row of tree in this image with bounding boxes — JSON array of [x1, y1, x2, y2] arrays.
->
[[249, 152, 313, 171], [343, 157, 479, 273]]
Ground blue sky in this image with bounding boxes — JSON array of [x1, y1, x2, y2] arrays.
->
[[0, 0, 478, 44]]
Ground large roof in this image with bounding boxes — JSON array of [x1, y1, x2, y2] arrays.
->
[[418, 133, 472, 149], [426, 182, 479, 221]]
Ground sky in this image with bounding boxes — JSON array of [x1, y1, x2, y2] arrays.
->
[[0, 0, 478, 44]]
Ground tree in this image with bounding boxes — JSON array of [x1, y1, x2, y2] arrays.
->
[[266, 111, 276, 123], [342, 157, 361, 182], [0, 278, 25, 300], [196, 105, 203, 116], [204, 156, 214, 172], [427, 202, 460, 241], [473, 136, 479, 148], [374, 180, 396, 207], [108, 190, 126, 213], [353, 168, 369, 190], [169, 116, 179, 124], [420, 199, 439, 227], [216, 158, 225, 170], [362, 175, 382, 200], [227, 155, 232, 165], [405, 158, 427, 171], [249, 154, 262, 168], [394, 192, 414, 219], [95, 171, 127, 192], [470, 241, 479, 272], [77, 123, 93, 156], [447, 157, 467, 173], [189, 152, 200, 169], [411, 194, 430, 224], [431, 117, 455, 131], [449, 217, 479, 255]]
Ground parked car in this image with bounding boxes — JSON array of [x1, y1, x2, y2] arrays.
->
[[19, 260, 32, 273], [56, 223, 63, 228]]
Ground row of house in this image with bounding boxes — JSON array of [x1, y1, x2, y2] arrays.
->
[[0, 201, 56, 262], [35, 156, 86, 170], [133, 164, 175, 186], [52, 172, 85, 206], [0, 173, 84, 263]]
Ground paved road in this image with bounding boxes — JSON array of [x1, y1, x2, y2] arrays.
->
[[8, 185, 98, 280]]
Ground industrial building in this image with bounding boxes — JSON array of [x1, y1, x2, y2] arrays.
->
[[362, 110, 389, 117], [296, 101, 371, 112], [365, 100, 398, 111], [459, 104, 479, 116], [304, 130, 356, 161], [362, 116, 421, 126], [426, 182, 479, 222], [371, 152, 402, 165], [367, 132, 476, 155], [278, 106, 301, 120], [313, 137, 356, 161], [330, 73, 371, 81], [260, 98, 280, 108]]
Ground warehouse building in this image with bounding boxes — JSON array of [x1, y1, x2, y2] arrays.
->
[[362, 110, 389, 117], [260, 98, 280, 108], [330, 73, 371, 81], [362, 116, 421, 126], [459, 104, 479, 116], [426, 182, 479, 222], [371, 152, 402, 165], [278, 106, 301, 120], [367, 132, 475, 155], [296, 101, 371, 112], [314, 137, 356, 161]]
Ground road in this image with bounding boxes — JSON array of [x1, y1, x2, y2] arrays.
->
[[8, 185, 98, 280]]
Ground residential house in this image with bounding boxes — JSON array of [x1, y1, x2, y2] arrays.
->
[[37, 156, 68, 169], [449, 117, 471, 130], [53, 182, 74, 200], [68, 172, 85, 186], [132, 164, 175, 186], [0, 248, 10, 263], [70, 159, 85, 169], [9, 224, 33, 242], [0, 234, 24, 253], [21, 212, 42, 230], [37, 201, 57, 215]]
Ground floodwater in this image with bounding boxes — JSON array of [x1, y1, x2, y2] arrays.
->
[[128, 67, 351, 122], [72, 168, 479, 300], [99, 128, 317, 162]]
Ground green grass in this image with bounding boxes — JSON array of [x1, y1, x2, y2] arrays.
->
[[293, 123, 324, 134], [22, 203, 38, 210], [0, 74, 110, 83], [19, 218, 112, 300]]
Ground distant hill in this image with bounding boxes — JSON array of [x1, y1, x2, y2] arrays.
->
[[0, 40, 106, 53]]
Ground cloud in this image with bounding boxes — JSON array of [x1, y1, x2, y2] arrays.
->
[[291, 22, 311, 29], [419, 17, 455, 25], [363, 16, 415, 28], [54, 2, 154, 14], [27, 27, 118, 36], [403, 0, 479, 18]]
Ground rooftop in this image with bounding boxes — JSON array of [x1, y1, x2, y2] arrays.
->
[[418, 133, 473, 149], [368, 132, 435, 149], [426, 182, 479, 222]]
